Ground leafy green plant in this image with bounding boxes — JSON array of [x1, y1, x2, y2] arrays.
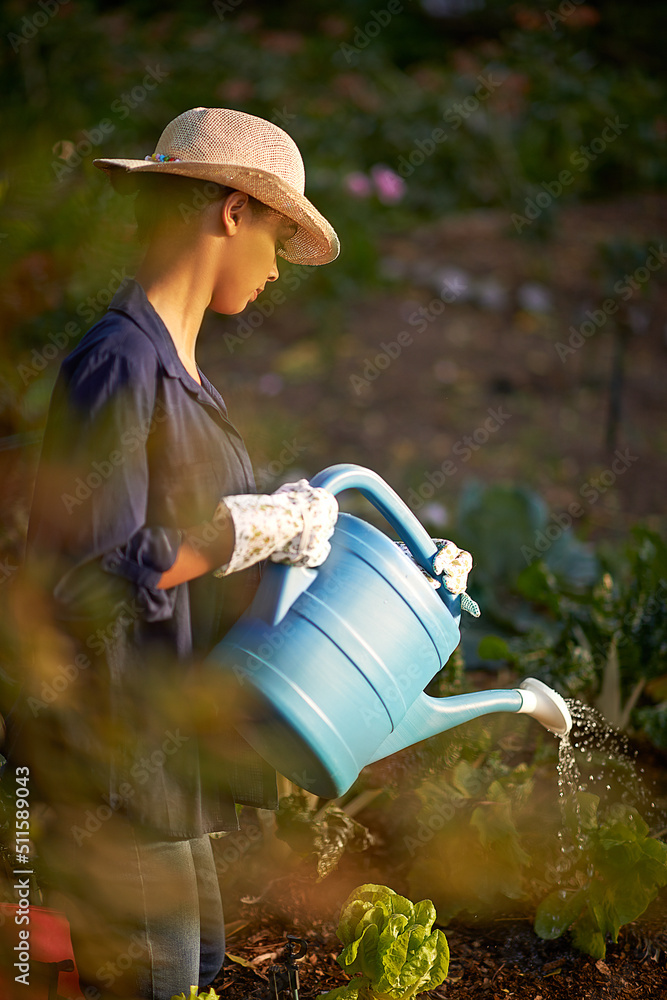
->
[[534, 792, 667, 959], [317, 884, 449, 1000], [479, 525, 667, 740]]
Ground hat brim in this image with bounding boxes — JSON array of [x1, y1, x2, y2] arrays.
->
[[92, 158, 339, 266]]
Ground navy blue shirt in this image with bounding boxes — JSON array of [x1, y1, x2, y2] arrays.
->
[[16, 278, 278, 837]]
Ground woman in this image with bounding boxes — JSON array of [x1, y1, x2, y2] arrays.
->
[[12, 107, 340, 999]]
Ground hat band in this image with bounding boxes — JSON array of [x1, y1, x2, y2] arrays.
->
[[144, 153, 181, 162]]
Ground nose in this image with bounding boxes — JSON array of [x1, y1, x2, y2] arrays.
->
[[266, 255, 279, 282]]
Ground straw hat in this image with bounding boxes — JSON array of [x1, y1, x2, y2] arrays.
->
[[93, 107, 339, 266]]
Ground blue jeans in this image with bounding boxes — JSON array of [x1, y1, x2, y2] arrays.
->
[[43, 808, 225, 999]]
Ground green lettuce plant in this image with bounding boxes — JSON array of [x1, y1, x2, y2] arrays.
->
[[318, 883, 449, 1000]]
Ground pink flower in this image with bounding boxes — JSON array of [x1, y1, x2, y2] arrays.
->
[[344, 171, 373, 197], [370, 164, 406, 204]]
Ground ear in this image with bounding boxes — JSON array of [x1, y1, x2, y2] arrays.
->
[[220, 190, 250, 236]]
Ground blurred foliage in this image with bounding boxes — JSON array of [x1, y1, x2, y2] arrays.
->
[[477, 522, 667, 740], [534, 792, 667, 959], [407, 748, 535, 920], [1, 0, 666, 431]]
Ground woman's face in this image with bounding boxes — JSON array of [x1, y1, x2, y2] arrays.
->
[[210, 195, 298, 315]]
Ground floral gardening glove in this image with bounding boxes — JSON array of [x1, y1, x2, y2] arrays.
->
[[212, 480, 338, 577], [394, 538, 481, 616], [270, 479, 339, 567]]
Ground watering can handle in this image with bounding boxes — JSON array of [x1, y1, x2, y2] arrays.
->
[[310, 464, 440, 578], [253, 464, 456, 626]]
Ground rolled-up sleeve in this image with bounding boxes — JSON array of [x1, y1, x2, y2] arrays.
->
[[28, 331, 182, 624]]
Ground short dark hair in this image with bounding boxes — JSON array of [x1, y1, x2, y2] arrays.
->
[[129, 172, 277, 244]]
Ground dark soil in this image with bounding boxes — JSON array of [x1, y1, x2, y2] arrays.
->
[[212, 880, 667, 999]]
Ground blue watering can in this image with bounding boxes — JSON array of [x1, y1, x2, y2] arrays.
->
[[208, 464, 571, 798]]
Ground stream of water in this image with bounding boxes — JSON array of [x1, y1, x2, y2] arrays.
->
[[553, 698, 664, 876]]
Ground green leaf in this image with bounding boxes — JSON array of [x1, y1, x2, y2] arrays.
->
[[338, 899, 373, 946], [596, 836, 642, 868], [338, 923, 380, 980], [403, 923, 428, 958], [571, 906, 607, 960], [419, 930, 450, 993], [450, 760, 482, 798], [641, 836, 667, 869], [411, 899, 436, 933], [534, 889, 585, 940], [606, 868, 663, 928], [516, 561, 559, 607], [378, 913, 410, 947], [588, 880, 618, 939], [316, 979, 371, 1000], [393, 928, 450, 998], [375, 929, 411, 994]]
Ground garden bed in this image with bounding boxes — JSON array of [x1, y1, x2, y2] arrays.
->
[[212, 884, 667, 999]]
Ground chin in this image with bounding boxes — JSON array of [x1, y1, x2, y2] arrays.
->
[[209, 300, 246, 316]]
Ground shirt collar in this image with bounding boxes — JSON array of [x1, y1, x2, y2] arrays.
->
[[108, 277, 189, 381], [107, 277, 228, 416]]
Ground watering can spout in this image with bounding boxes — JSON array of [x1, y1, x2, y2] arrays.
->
[[515, 677, 572, 736], [368, 677, 571, 765]]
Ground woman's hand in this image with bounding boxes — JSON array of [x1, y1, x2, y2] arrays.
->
[[394, 538, 481, 616], [157, 482, 338, 588], [213, 480, 338, 576]]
